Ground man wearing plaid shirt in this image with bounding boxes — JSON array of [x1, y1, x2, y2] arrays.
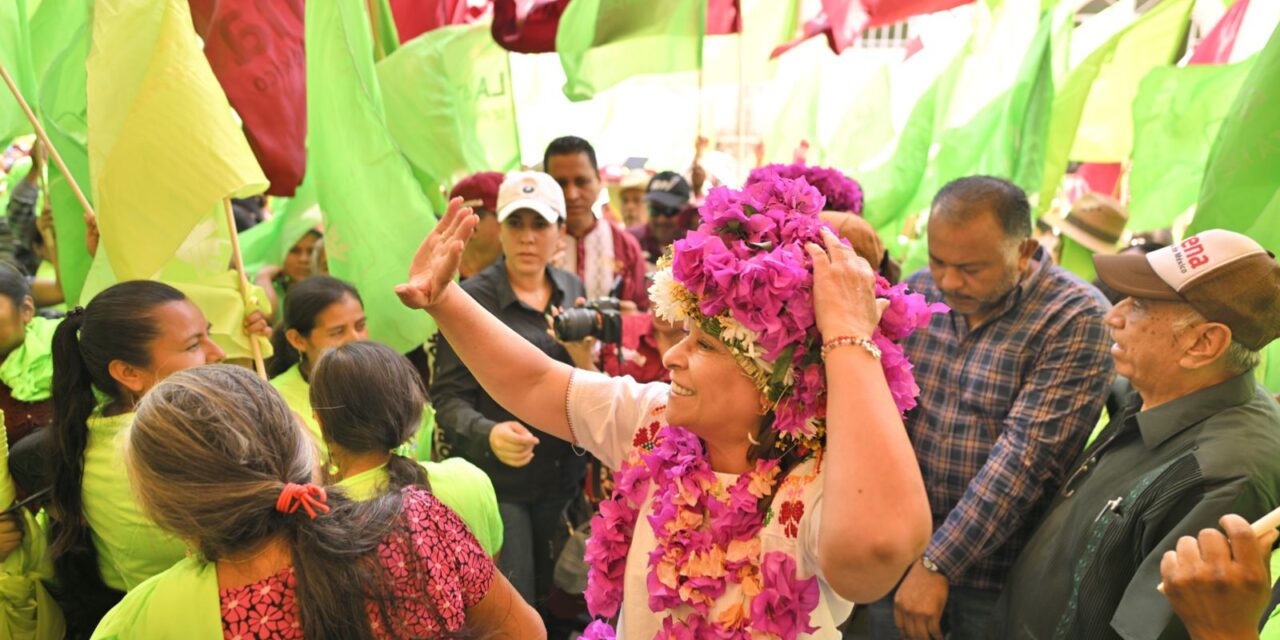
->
[[867, 176, 1113, 639]]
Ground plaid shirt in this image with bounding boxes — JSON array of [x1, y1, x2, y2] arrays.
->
[[902, 247, 1114, 591]]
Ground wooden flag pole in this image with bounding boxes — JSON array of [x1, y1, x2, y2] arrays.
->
[[366, 0, 384, 60], [1157, 504, 1280, 593], [0, 61, 95, 220], [223, 198, 268, 380]]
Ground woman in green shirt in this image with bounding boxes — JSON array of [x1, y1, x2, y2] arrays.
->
[[311, 340, 503, 556], [47, 281, 269, 637]]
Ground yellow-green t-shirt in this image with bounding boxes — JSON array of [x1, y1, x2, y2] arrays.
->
[[82, 411, 186, 592], [337, 459, 503, 556], [270, 363, 436, 461]]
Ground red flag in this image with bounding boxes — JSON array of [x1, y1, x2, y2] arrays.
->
[[189, 0, 306, 196], [388, 0, 490, 44], [491, 0, 569, 53], [1188, 0, 1248, 64], [772, 0, 971, 58], [707, 0, 742, 35]]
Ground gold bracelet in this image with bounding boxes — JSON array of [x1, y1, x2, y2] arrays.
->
[[821, 335, 881, 361]]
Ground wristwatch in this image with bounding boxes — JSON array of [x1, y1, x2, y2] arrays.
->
[[921, 556, 942, 574]]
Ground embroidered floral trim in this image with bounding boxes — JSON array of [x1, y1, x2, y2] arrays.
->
[[583, 424, 821, 640]]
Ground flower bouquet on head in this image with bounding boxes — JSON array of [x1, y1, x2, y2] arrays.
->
[[746, 163, 865, 216]]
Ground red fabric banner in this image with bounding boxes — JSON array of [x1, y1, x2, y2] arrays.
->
[[1188, 0, 1248, 64], [388, 0, 490, 44], [706, 0, 742, 35], [772, 0, 972, 58], [189, 0, 306, 196]]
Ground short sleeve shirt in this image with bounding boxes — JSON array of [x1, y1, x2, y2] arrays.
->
[[566, 370, 852, 638]]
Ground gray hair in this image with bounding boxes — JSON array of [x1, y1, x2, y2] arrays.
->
[[1171, 307, 1261, 375]]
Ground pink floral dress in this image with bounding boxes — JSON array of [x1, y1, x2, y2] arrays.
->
[[219, 487, 493, 639]]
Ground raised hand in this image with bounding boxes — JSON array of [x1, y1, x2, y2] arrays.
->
[[395, 197, 478, 311], [805, 226, 888, 340]]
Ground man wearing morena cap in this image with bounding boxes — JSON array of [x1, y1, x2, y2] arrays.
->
[[449, 171, 504, 279], [995, 230, 1280, 640]]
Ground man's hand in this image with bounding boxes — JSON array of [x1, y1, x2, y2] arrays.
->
[[489, 421, 539, 468], [0, 514, 24, 562], [894, 560, 950, 640], [1161, 514, 1275, 640]]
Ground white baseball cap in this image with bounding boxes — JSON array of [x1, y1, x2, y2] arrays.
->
[[496, 171, 565, 224], [1094, 229, 1280, 350]]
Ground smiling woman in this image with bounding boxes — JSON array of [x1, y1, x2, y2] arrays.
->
[[400, 175, 941, 638], [43, 282, 229, 635]]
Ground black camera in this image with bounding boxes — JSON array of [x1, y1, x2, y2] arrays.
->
[[554, 298, 623, 344]]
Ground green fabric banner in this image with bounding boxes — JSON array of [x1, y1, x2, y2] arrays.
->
[[306, 0, 437, 353], [1035, 0, 1194, 216], [1188, 26, 1280, 253], [36, 9, 93, 305], [859, 0, 1067, 259], [378, 21, 521, 194], [0, 0, 38, 149], [556, 0, 706, 101], [1128, 60, 1254, 233]]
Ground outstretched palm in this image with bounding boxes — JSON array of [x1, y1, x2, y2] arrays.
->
[[395, 197, 478, 310]]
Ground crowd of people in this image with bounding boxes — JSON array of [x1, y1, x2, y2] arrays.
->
[[0, 131, 1277, 640]]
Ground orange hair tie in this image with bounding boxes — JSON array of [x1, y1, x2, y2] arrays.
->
[[275, 483, 330, 519]]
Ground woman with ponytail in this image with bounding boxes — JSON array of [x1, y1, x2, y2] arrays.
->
[[311, 341, 504, 557], [92, 365, 542, 639], [46, 280, 270, 637]]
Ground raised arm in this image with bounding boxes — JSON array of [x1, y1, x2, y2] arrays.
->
[[396, 198, 575, 444], [806, 227, 932, 603]]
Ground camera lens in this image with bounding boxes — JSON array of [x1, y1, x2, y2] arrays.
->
[[554, 308, 598, 342]]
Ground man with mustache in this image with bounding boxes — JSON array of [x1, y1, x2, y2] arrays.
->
[[867, 176, 1114, 640]]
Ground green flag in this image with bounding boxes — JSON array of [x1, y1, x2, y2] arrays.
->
[[306, 0, 437, 352], [1128, 60, 1254, 232], [239, 177, 321, 279], [0, 0, 39, 149], [821, 63, 896, 174], [372, 0, 399, 60], [377, 22, 521, 194], [1188, 27, 1280, 253], [556, 0, 706, 102], [1035, 0, 1194, 215], [860, 1, 1067, 236], [28, 0, 86, 81], [37, 13, 93, 305], [762, 66, 820, 165]]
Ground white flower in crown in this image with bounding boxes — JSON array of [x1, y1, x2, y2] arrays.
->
[[648, 268, 689, 324]]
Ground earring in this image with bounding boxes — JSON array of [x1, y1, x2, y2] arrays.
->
[[747, 430, 762, 446]]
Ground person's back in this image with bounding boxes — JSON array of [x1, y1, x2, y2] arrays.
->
[[92, 365, 542, 639], [311, 341, 504, 557]]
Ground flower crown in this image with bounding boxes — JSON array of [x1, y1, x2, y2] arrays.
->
[[649, 176, 943, 452], [746, 163, 865, 215]]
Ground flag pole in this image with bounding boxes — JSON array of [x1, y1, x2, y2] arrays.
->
[[223, 198, 268, 380], [0, 61, 96, 220]]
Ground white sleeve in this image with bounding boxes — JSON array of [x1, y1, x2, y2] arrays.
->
[[566, 370, 670, 470]]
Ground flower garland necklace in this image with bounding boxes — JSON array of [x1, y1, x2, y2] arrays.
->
[[582, 424, 821, 640]]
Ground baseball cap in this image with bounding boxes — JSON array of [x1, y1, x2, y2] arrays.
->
[[449, 172, 504, 212], [1094, 229, 1280, 350], [644, 171, 691, 210], [496, 171, 565, 223]]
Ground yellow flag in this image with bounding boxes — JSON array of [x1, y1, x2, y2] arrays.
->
[[86, 0, 266, 281]]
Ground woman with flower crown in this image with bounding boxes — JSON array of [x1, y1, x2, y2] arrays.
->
[[397, 176, 941, 639]]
